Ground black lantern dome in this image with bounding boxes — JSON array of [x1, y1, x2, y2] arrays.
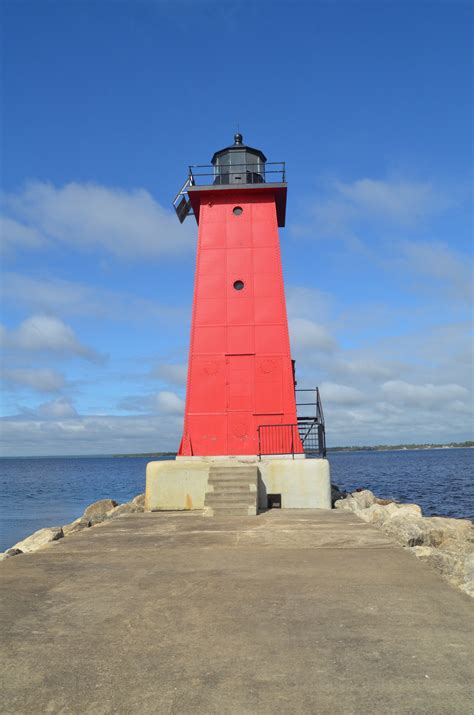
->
[[211, 133, 267, 185]]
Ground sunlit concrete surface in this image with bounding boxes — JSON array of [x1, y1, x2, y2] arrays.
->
[[1, 510, 473, 714], [146, 457, 331, 511]]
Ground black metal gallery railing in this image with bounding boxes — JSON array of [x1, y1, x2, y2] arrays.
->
[[257, 387, 326, 460], [188, 162, 286, 186], [173, 163, 286, 223]]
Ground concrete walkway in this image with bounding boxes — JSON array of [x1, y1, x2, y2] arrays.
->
[[1, 510, 473, 715]]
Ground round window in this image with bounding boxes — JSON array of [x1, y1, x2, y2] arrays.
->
[[233, 206, 243, 216], [233, 280, 244, 291]]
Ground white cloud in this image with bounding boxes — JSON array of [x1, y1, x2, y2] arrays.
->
[[0, 216, 45, 253], [0, 272, 189, 323], [1, 315, 102, 362], [117, 390, 185, 415], [285, 279, 472, 445], [319, 382, 365, 405], [286, 285, 333, 323], [289, 318, 337, 352], [3, 181, 194, 259], [152, 363, 188, 386], [334, 178, 443, 226], [0, 414, 181, 456], [35, 397, 78, 419], [291, 176, 450, 244], [381, 380, 469, 407], [400, 241, 472, 304], [290, 177, 471, 327], [329, 357, 398, 381], [3, 368, 65, 392], [153, 391, 185, 414]]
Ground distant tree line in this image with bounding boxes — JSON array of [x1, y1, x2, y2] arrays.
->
[[327, 441, 473, 452], [111, 442, 473, 458]]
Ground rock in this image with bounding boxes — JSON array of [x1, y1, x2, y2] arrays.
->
[[131, 493, 145, 511], [334, 497, 352, 511], [350, 490, 375, 510], [385, 502, 422, 519], [374, 497, 394, 506], [412, 546, 474, 596], [382, 515, 425, 547], [11, 527, 63, 554], [357, 503, 390, 525], [83, 499, 118, 525], [331, 484, 347, 507], [412, 545, 432, 558], [106, 502, 140, 519], [0, 548, 23, 561], [334, 490, 375, 514], [418, 517, 472, 548], [464, 553, 474, 597], [63, 517, 91, 536], [5, 548, 23, 557], [396, 503, 423, 518], [336, 495, 422, 526]]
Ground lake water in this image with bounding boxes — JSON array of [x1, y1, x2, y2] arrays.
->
[[0, 449, 472, 552]]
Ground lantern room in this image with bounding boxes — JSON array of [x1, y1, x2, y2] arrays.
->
[[212, 132, 266, 185]]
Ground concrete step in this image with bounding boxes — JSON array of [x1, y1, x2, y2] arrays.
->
[[204, 493, 256, 505], [209, 464, 257, 470], [204, 464, 258, 517], [207, 480, 253, 489], [205, 506, 257, 517], [209, 468, 257, 479], [207, 477, 257, 489], [208, 470, 255, 476], [206, 488, 253, 498]]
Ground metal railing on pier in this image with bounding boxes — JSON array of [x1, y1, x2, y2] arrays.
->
[[257, 388, 326, 460]]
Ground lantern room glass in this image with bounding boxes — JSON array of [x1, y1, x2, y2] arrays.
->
[[213, 148, 265, 185]]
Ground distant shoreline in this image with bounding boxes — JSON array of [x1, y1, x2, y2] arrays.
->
[[327, 441, 474, 453], [1, 442, 472, 459]]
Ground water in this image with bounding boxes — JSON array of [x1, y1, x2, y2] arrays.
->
[[329, 448, 473, 522], [0, 449, 472, 552], [0, 456, 171, 552]]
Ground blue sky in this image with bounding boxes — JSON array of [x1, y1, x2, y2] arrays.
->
[[1, 0, 472, 455]]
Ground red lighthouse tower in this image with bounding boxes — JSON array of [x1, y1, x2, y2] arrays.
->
[[174, 134, 304, 458], [145, 135, 330, 513]]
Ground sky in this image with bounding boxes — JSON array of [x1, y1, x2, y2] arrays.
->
[[0, 0, 472, 456]]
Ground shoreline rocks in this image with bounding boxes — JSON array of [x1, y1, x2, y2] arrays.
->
[[10, 526, 64, 554], [334, 488, 474, 597], [83, 498, 118, 525], [0, 493, 145, 561]]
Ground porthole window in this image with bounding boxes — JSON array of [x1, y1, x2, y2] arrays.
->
[[233, 206, 243, 216], [233, 280, 244, 291]]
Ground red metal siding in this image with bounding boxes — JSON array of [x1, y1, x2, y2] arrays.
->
[[178, 188, 302, 456]]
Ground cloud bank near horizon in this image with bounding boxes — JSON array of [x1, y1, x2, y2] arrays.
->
[[1, 177, 472, 456]]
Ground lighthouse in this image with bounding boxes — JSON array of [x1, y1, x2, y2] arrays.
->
[[177, 133, 303, 458], [146, 135, 331, 513]]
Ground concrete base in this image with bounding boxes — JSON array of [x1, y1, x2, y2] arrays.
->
[[145, 457, 331, 512], [257, 457, 331, 510]]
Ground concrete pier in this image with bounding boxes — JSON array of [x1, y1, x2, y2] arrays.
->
[[1, 510, 473, 714]]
